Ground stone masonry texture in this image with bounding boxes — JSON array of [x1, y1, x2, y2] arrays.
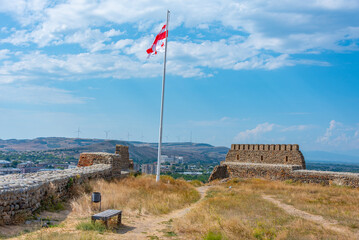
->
[[209, 144, 359, 188], [78, 145, 131, 178], [226, 144, 305, 168], [0, 144, 131, 225]]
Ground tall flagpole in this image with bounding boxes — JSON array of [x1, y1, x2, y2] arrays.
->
[[156, 10, 170, 182]]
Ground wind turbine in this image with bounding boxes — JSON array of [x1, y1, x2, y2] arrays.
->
[[104, 130, 110, 139]]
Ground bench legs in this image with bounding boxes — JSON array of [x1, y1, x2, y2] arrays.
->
[[104, 220, 108, 229], [117, 212, 122, 226]]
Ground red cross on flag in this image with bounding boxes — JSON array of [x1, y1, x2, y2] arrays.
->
[[146, 24, 168, 58]]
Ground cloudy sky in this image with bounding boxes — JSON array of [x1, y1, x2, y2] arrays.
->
[[0, 0, 358, 154]]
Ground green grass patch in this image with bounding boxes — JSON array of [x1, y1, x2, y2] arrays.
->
[[164, 231, 177, 237], [204, 231, 226, 240], [46, 202, 66, 212], [252, 222, 276, 240], [76, 221, 107, 234], [146, 235, 159, 240]]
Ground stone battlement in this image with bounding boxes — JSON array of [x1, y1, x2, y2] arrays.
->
[[226, 143, 305, 169], [0, 144, 130, 225], [231, 144, 299, 151], [209, 143, 359, 188]]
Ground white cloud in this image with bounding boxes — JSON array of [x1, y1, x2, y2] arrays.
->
[[0, 85, 88, 104], [317, 120, 359, 149], [0, 49, 11, 60], [112, 39, 133, 49], [63, 28, 123, 52], [317, 120, 339, 143], [0, 0, 358, 81], [234, 122, 275, 141], [2, 1, 359, 51], [234, 122, 314, 142]]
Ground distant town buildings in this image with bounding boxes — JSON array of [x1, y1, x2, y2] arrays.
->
[[133, 162, 141, 172], [17, 161, 42, 173], [0, 154, 186, 176], [0, 160, 72, 175], [0, 160, 10, 168], [132, 154, 186, 175], [0, 168, 21, 175], [160, 155, 184, 164], [141, 163, 157, 175]]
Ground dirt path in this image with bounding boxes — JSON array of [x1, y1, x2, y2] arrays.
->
[[116, 186, 210, 240], [262, 194, 358, 238]]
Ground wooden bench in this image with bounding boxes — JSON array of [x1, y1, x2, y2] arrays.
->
[[91, 209, 122, 228]]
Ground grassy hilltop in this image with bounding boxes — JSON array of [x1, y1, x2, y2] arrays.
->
[[5, 175, 359, 240]]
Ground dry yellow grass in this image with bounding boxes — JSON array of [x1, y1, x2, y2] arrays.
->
[[23, 231, 100, 240], [8, 176, 359, 240], [174, 181, 356, 240], [71, 175, 200, 217], [9, 175, 200, 240], [225, 178, 359, 229]]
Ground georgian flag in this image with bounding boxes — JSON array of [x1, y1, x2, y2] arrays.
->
[[146, 24, 168, 58]]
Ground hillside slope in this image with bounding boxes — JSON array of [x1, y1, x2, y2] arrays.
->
[[0, 137, 228, 164]]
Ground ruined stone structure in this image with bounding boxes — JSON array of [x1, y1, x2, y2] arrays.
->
[[0, 144, 130, 225], [78, 145, 131, 178], [209, 144, 359, 188]]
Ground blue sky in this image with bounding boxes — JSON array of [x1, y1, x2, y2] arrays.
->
[[0, 0, 358, 154]]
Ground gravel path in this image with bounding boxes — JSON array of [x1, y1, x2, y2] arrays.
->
[[115, 186, 210, 240]]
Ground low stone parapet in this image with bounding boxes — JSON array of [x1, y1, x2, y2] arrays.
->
[[224, 162, 302, 181], [78, 148, 131, 178], [0, 164, 112, 225], [291, 170, 359, 187], [0, 144, 132, 225], [211, 162, 359, 188]]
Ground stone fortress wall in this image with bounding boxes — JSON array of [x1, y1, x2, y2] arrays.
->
[[226, 144, 305, 168], [0, 145, 131, 225], [209, 144, 359, 188]]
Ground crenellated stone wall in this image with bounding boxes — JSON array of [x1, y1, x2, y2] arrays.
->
[[209, 144, 359, 188], [0, 144, 130, 225], [226, 144, 305, 168]]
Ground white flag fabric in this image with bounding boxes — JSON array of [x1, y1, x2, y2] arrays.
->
[[146, 24, 168, 58]]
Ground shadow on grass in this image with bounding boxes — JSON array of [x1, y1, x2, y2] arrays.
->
[[116, 224, 136, 234], [76, 219, 136, 235]]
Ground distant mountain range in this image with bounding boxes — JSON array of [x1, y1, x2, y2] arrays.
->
[[0, 137, 228, 164], [0, 137, 358, 165]]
